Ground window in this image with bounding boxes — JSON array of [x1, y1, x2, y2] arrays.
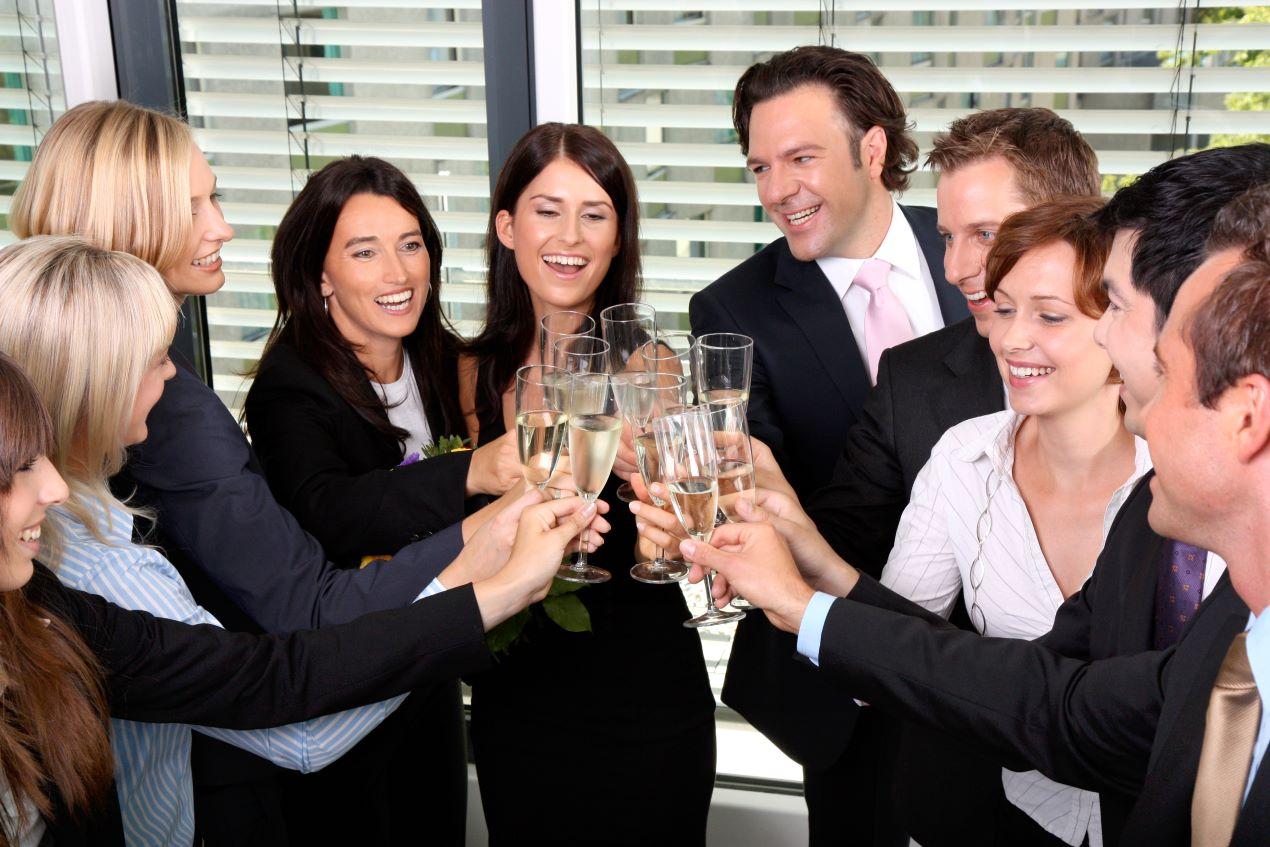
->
[[0, 1, 62, 242], [175, 1, 490, 411]]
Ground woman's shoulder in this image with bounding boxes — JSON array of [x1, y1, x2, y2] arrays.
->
[[930, 410, 1018, 459], [248, 336, 342, 405]]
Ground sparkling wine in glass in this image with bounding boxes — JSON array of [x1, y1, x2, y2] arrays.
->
[[514, 365, 569, 493], [653, 406, 745, 627], [697, 332, 753, 407], [558, 372, 620, 584], [540, 311, 595, 368], [627, 372, 690, 584], [707, 398, 756, 608]]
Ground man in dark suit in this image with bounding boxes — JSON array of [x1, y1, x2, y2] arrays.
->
[[680, 190, 1270, 844], [695, 97, 1100, 844]]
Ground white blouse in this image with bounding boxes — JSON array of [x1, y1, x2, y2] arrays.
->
[[881, 410, 1153, 847], [373, 353, 433, 464]]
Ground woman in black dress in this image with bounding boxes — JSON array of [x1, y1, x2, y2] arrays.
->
[[459, 123, 716, 845], [243, 156, 522, 846]]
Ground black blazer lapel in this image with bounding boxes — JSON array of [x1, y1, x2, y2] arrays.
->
[[899, 204, 969, 325], [771, 244, 872, 410], [931, 319, 1002, 434], [1233, 757, 1270, 845]]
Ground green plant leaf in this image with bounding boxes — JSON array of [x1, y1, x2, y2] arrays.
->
[[485, 608, 530, 655], [542, 593, 591, 633], [548, 578, 587, 596]]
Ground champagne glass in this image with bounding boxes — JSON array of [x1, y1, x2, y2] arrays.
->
[[600, 303, 656, 373], [514, 365, 569, 494], [627, 372, 690, 584], [696, 332, 753, 406], [708, 398, 756, 608], [555, 335, 610, 376], [653, 406, 745, 627], [558, 372, 620, 584], [602, 304, 656, 502], [540, 310, 595, 368], [638, 331, 699, 402]]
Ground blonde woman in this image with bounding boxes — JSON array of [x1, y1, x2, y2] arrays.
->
[[0, 235, 594, 847], [9, 100, 571, 844]]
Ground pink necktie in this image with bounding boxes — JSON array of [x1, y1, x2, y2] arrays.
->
[[852, 258, 914, 383]]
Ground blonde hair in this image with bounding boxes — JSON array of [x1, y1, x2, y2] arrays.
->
[[0, 236, 177, 548], [9, 100, 195, 277]]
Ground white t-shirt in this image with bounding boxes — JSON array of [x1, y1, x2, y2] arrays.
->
[[0, 774, 44, 847], [373, 354, 433, 465]]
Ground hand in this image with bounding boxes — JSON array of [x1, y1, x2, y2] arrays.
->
[[465, 430, 522, 496], [738, 490, 859, 597], [612, 426, 638, 482], [628, 483, 687, 560], [750, 436, 797, 500], [678, 521, 815, 634], [446, 488, 611, 586], [472, 497, 599, 630]]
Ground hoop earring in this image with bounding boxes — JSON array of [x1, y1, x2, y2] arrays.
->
[[323, 296, 329, 315]]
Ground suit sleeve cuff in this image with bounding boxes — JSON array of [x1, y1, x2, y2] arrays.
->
[[796, 591, 837, 667]]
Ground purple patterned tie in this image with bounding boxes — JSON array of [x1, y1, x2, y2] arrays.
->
[[1153, 539, 1207, 649]]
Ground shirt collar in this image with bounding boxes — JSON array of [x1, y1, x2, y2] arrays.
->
[[816, 198, 924, 298], [50, 497, 133, 544], [951, 412, 1154, 494], [1245, 608, 1270, 707]]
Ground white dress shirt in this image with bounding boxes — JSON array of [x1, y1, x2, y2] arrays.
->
[[880, 410, 1154, 847], [816, 198, 943, 379]]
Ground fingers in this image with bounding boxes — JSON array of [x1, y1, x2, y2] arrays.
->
[[628, 473, 652, 504], [548, 501, 599, 542], [501, 486, 547, 521], [734, 496, 771, 523], [677, 536, 734, 573]]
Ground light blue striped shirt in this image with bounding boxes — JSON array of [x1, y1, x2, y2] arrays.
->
[[50, 499, 418, 847]]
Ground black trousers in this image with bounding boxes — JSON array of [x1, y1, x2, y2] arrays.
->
[[804, 708, 908, 847]]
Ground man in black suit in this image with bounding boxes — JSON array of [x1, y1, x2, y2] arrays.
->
[[695, 97, 1100, 844], [680, 186, 1270, 844], [688, 47, 962, 844]]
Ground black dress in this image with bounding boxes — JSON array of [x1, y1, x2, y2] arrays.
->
[[468, 380, 716, 846]]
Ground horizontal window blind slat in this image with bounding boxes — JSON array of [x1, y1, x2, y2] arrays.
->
[[190, 127, 488, 160], [187, 91, 486, 124], [596, 0, 1230, 10], [181, 54, 487, 87], [178, 17, 483, 48]]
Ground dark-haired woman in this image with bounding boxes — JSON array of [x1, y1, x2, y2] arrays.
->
[[460, 123, 716, 846], [244, 157, 522, 845]]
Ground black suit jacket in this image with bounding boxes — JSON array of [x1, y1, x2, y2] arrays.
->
[[820, 568, 1258, 846], [688, 205, 966, 497], [244, 337, 472, 563], [720, 318, 999, 770], [27, 562, 491, 844]]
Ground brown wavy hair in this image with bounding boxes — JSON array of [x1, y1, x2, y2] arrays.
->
[[0, 353, 112, 844], [732, 46, 918, 192], [984, 195, 1111, 319]]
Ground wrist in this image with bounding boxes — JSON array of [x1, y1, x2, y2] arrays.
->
[[472, 574, 528, 631], [777, 582, 816, 634]]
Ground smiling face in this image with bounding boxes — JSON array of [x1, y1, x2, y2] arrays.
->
[[989, 240, 1116, 418], [320, 193, 431, 359], [1092, 229, 1162, 437], [0, 455, 68, 591], [1144, 248, 1248, 550], [124, 349, 177, 446], [936, 157, 1030, 335], [496, 157, 620, 318], [163, 148, 235, 297], [746, 84, 889, 261]]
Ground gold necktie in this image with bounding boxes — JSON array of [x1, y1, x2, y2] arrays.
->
[[1192, 631, 1262, 847]]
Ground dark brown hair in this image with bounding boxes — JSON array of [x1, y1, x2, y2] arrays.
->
[[927, 108, 1100, 204], [259, 156, 464, 451], [732, 46, 918, 192], [0, 353, 112, 842], [1188, 184, 1270, 408], [984, 196, 1111, 319], [464, 123, 641, 428]]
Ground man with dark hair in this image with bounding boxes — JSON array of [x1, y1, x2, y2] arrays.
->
[[677, 180, 1270, 846], [691, 46, 966, 845]]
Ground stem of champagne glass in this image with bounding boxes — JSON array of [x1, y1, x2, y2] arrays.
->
[[702, 569, 721, 613], [574, 494, 595, 570]]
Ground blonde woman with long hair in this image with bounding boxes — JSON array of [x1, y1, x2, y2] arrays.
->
[[9, 101, 568, 843], [0, 235, 596, 847]]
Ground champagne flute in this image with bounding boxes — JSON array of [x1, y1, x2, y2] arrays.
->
[[627, 372, 690, 584], [540, 310, 595, 368], [638, 331, 699, 402], [653, 406, 745, 627], [514, 365, 569, 494], [696, 332, 753, 406], [600, 303, 657, 373], [554, 335, 610, 376], [558, 372, 620, 584], [708, 397, 756, 609]]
